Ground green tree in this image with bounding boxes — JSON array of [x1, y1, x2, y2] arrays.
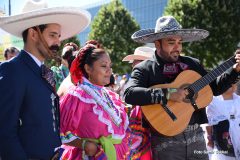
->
[[88, 0, 141, 74], [46, 35, 80, 67], [164, 0, 240, 68]]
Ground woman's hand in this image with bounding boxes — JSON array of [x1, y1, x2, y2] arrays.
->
[[84, 141, 98, 156]]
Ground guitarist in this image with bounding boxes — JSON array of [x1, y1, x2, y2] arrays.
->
[[123, 15, 240, 160]]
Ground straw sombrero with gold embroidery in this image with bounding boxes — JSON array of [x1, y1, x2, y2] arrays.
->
[[132, 16, 209, 43], [0, 0, 91, 40]]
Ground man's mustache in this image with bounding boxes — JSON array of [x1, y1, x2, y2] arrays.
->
[[47, 45, 61, 61], [49, 45, 60, 52]]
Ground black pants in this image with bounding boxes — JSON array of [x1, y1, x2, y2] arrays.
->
[[151, 126, 209, 160]]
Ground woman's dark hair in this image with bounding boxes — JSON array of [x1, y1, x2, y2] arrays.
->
[[85, 40, 102, 48], [105, 74, 115, 87], [62, 50, 76, 70], [22, 24, 47, 43], [62, 43, 79, 69], [79, 45, 106, 78], [4, 47, 20, 58], [70, 44, 107, 84]]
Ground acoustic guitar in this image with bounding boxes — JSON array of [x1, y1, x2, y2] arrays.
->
[[141, 55, 236, 136]]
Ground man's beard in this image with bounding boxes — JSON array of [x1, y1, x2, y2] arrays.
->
[[159, 48, 179, 63]]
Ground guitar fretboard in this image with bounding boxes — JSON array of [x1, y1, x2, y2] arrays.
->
[[189, 56, 235, 93]]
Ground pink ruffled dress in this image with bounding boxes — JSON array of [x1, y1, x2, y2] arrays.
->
[[60, 78, 131, 160]]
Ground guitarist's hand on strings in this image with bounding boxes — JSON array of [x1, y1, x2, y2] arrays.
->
[[233, 49, 240, 72], [168, 88, 188, 102]]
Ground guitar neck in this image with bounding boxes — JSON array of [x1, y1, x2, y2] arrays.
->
[[189, 56, 235, 93]]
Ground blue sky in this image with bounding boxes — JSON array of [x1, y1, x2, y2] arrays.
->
[[0, 0, 103, 15]]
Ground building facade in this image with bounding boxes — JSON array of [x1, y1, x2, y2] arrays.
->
[[79, 0, 168, 44], [0, 0, 168, 56]]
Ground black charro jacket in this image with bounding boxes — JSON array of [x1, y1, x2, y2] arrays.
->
[[123, 52, 240, 126]]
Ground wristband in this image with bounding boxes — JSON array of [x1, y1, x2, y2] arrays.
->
[[166, 91, 170, 100], [166, 88, 177, 100], [81, 139, 87, 159], [82, 139, 87, 150]]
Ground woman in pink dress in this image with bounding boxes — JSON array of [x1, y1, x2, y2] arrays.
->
[[59, 44, 142, 160]]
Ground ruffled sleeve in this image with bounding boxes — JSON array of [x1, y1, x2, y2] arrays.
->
[[107, 89, 126, 110], [60, 90, 84, 143]]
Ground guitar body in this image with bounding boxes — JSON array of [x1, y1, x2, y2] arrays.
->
[[141, 70, 213, 136]]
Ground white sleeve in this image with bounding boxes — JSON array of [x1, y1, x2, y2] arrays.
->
[[206, 96, 227, 125]]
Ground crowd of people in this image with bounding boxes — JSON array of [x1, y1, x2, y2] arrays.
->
[[0, 0, 240, 160]]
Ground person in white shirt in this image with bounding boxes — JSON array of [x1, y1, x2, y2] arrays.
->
[[206, 84, 240, 160]]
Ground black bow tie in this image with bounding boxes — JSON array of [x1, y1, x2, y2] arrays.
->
[[41, 64, 56, 89]]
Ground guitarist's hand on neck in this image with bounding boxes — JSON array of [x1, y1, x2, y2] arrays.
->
[[168, 88, 188, 102], [233, 49, 240, 72]]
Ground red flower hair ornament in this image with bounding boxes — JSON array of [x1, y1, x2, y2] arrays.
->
[[70, 44, 97, 85], [70, 55, 82, 85]]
